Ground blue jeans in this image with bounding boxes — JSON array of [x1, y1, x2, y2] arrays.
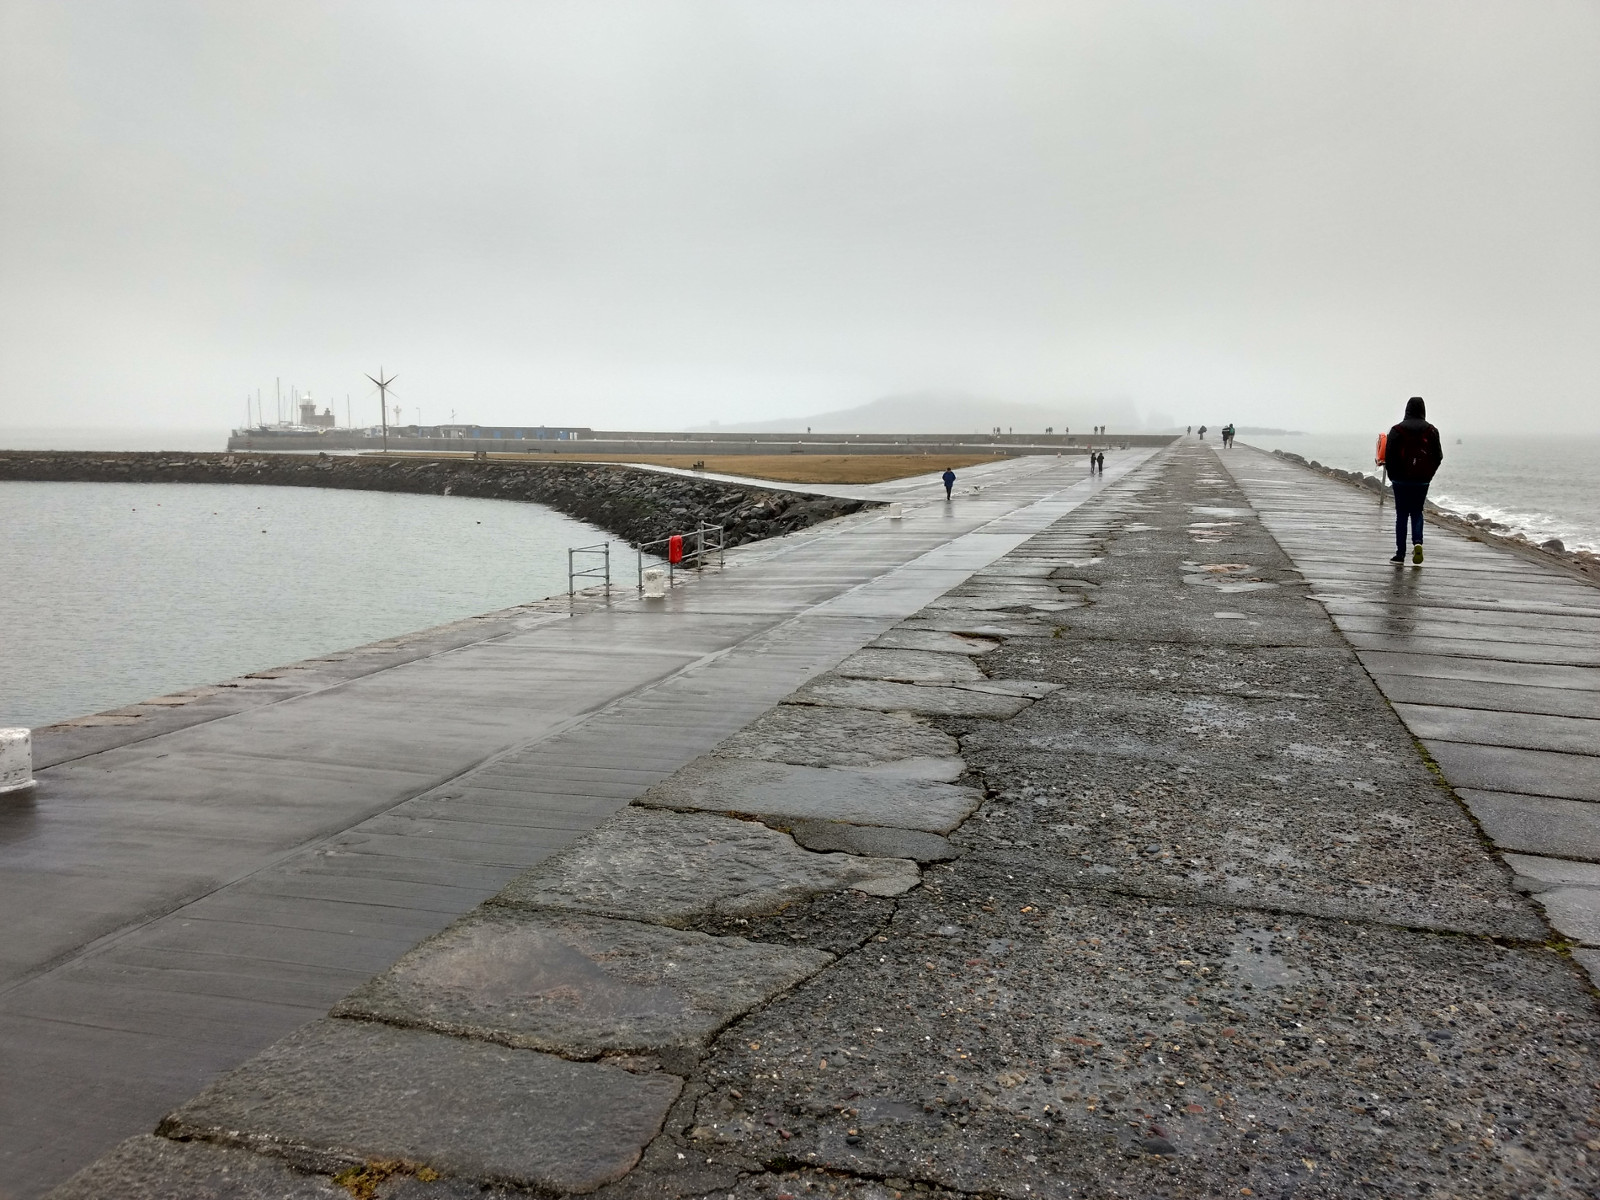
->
[[1392, 481, 1428, 552]]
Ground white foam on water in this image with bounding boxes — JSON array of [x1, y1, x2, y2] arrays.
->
[[1242, 433, 1600, 554]]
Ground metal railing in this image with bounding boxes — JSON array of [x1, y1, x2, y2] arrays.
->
[[567, 542, 611, 599], [565, 523, 724, 603], [635, 522, 725, 592]]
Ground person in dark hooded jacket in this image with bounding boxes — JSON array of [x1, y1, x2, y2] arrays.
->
[[1385, 396, 1443, 563]]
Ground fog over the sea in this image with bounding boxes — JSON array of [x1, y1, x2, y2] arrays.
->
[[2, 1, 1596, 436]]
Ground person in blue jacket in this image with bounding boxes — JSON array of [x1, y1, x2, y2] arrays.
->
[[942, 467, 956, 499]]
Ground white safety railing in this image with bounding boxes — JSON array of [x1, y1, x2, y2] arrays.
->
[[567, 542, 611, 599]]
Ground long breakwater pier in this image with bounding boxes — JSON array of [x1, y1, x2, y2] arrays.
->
[[7, 444, 1600, 1199]]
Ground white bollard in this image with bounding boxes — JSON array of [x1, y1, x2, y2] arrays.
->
[[0, 728, 34, 796], [642, 568, 667, 599], [888, 503, 904, 521]]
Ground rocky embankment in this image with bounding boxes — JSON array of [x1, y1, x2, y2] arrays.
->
[[0, 451, 870, 548], [1270, 448, 1599, 581]]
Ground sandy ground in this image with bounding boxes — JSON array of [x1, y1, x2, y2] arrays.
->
[[399, 452, 1008, 485]]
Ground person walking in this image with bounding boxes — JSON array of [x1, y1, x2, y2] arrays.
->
[[1385, 396, 1443, 564], [942, 467, 956, 499]]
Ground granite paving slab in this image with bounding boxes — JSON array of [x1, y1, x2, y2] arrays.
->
[[1332, 612, 1600, 649], [1343, 632, 1600, 667], [1501, 853, 1600, 947], [1321, 598, 1600, 633], [634, 758, 981, 834], [843, 755, 967, 782], [1425, 741, 1600, 802], [867, 630, 1000, 655], [788, 820, 958, 863], [492, 808, 920, 926], [793, 677, 1037, 719], [1575, 949, 1600, 989], [713, 705, 959, 769], [333, 908, 830, 1066], [836, 649, 987, 683], [158, 1018, 682, 1192], [1458, 789, 1600, 861], [1374, 675, 1600, 720], [900, 616, 1048, 638], [1395, 704, 1600, 755], [46, 1135, 352, 1200], [1357, 649, 1600, 691]]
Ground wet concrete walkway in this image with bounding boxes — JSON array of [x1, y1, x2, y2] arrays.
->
[[1215, 444, 1600, 974], [0, 450, 1154, 1199], [50, 438, 1600, 1200]]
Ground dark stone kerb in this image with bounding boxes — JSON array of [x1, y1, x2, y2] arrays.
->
[[0, 450, 874, 550]]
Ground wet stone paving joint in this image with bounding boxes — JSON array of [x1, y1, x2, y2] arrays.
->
[[51, 442, 1600, 1200]]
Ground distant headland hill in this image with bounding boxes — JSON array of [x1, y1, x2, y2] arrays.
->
[[704, 392, 1142, 435], [697, 393, 1301, 437]]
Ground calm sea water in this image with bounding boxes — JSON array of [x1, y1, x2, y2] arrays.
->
[[1239, 433, 1600, 554], [1, 482, 621, 728], [1, 426, 232, 451]]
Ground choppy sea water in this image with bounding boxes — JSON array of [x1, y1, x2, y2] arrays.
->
[[1, 482, 622, 728], [1238, 433, 1600, 554]]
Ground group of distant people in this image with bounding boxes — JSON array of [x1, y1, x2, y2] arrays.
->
[[1191, 423, 1237, 447], [940, 399, 1445, 568], [1186, 399, 1445, 565]]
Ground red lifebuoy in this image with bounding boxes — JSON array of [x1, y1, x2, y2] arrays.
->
[[667, 535, 684, 564]]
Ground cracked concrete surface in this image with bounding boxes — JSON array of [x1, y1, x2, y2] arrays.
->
[[494, 808, 922, 923], [52, 442, 1600, 1200]]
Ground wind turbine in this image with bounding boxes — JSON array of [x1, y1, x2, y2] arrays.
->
[[366, 368, 397, 452]]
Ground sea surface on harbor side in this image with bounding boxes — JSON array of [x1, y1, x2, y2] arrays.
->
[[2, 481, 626, 729], [1238, 432, 1600, 554]]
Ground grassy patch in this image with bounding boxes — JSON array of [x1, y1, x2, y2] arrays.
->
[[332, 1159, 440, 1198]]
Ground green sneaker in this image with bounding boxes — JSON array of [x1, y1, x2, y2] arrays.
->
[[1413, 544, 1424, 564]]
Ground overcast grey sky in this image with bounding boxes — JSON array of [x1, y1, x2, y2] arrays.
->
[[2, 1, 1595, 434]]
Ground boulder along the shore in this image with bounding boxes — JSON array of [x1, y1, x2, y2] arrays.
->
[[0, 451, 872, 549]]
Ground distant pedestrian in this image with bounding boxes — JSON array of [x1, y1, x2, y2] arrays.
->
[[1097, 451, 1105, 473], [1385, 396, 1443, 564], [1198, 425, 1207, 440], [942, 467, 956, 499]]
